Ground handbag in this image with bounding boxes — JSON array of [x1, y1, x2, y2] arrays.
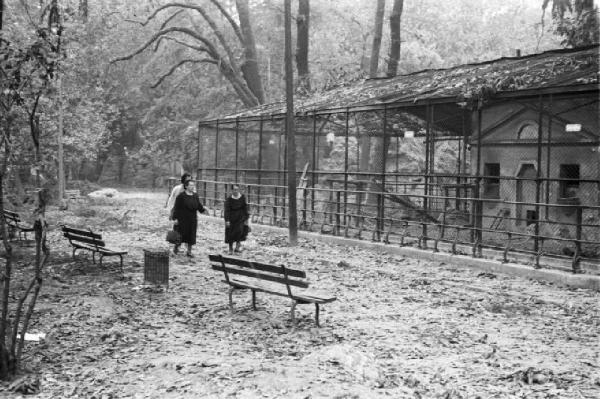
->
[[166, 228, 181, 244]]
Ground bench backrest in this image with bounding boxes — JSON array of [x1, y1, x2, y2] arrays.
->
[[208, 254, 308, 296], [62, 226, 105, 248], [3, 210, 20, 224]]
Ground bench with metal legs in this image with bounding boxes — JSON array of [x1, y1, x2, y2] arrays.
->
[[210, 254, 336, 327]]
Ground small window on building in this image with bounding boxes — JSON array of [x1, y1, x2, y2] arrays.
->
[[517, 122, 538, 140], [483, 163, 500, 198], [559, 164, 580, 199]]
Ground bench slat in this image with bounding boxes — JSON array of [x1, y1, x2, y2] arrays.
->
[[211, 265, 309, 289], [64, 232, 105, 247], [227, 279, 335, 303], [16, 223, 33, 231], [62, 227, 102, 239], [208, 254, 306, 278], [292, 293, 337, 304], [98, 248, 127, 255], [3, 211, 19, 222]]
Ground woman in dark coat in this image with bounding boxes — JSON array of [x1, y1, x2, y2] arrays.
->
[[224, 184, 249, 254], [173, 180, 205, 257]]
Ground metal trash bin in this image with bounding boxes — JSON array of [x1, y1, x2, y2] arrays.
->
[[144, 249, 169, 286]]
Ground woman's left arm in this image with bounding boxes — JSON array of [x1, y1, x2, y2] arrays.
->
[[196, 194, 206, 214]]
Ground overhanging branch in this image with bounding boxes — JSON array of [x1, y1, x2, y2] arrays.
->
[[208, 0, 244, 43], [151, 58, 216, 88], [153, 35, 211, 55], [110, 26, 219, 63]]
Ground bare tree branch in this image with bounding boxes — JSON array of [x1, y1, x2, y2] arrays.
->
[[158, 9, 185, 31], [153, 35, 211, 55], [110, 26, 219, 63], [132, 2, 244, 80], [207, 0, 244, 43], [151, 58, 216, 88]]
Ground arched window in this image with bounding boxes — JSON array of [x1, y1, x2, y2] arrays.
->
[[517, 121, 539, 140]]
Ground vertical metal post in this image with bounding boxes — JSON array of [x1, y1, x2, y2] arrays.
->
[[430, 106, 436, 216], [244, 121, 248, 183], [336, 191, 341, 235], [258, 117, 263, 210], [456, 125, 462, 210], [215, 120, 220, 206], [311, 113, 317, 216], [235, 118, 239, 183], [196, 122, 202, 180], [378, 106, 388, 241], [574, 206, 582, 272], [545, 94, 553, 219], [344, 110, 350, 227], [461, 110, 469, 211], [396, 134, 399, 191], [423, 104, 431, 246], [534, 95, 543, 258], [474, 108, 483, 255], [278, 120, 282, 185]]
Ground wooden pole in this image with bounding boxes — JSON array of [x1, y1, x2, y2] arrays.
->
[[284, 0, 297, 245], [57, 75, 65, 201]]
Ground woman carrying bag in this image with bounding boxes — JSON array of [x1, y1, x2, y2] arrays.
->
[[224, 184, 249, 254], [172, 180, 206, 257]]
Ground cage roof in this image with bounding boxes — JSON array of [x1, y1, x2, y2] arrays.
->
[[202, 44, 599, 124]]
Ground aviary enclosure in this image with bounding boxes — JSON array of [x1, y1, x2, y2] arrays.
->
[[174, 46, 600, 274]]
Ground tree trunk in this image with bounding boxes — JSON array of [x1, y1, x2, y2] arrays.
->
[[296, 0, 310, 93], [369, 0, 385, 78], [218, 61, 260, 108], [361, 1, 386, 207], [386, 0, 404, 77], [0, 0, 4, 31], [236, 0, 265, 104]]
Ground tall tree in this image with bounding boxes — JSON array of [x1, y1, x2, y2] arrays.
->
[[359, 0, 386, 195], [296, 0, 310, 93], [543, 0, 599, 46], [111, 1, 266, 108], [386, 0, 404, 77], [369, 0, 385, 78], [236, 0, 265, 103]]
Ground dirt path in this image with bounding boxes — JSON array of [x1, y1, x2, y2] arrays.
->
[[2, 191, 599, 398]]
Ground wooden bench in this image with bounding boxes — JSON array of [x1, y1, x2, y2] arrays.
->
[[209, 254, 336, 327], [3, 210, 34, 241], [62, 226, 127, 269]]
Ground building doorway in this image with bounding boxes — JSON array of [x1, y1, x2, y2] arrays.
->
[[516, 163, 537, 225]]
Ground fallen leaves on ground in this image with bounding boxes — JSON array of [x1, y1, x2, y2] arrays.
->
[[0, 191, 598, 398]]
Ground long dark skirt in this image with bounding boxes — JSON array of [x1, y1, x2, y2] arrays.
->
[[175, 217, 198, 245], [225, 221, 248, 244]]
